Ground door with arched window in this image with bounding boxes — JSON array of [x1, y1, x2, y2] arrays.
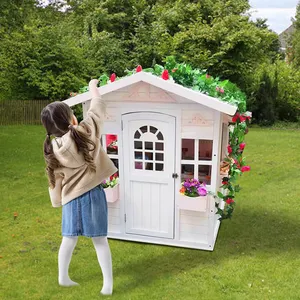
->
[[122, 112, 176, 239]]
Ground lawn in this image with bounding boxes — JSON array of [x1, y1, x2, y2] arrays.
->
[[1, 126, 300, 300]]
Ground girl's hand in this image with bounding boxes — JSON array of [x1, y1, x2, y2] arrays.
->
[[89, 79, 99, 87]]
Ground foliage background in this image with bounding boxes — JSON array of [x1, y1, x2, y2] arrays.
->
[[0, 0, 299, 123]]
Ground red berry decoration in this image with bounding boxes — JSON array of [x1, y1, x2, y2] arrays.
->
[[110, 73, 116, 82], [161, 70, 169, 80]]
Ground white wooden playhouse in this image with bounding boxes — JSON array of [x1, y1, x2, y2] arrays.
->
[[65, 72, 237, 251]]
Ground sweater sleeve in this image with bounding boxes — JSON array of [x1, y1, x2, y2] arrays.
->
[[83, 96, 106, 138], [48, 173, 63, 208]]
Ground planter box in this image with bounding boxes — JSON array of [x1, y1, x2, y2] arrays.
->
[[104, 184, 119, 203], [178, 194, 208, 212]]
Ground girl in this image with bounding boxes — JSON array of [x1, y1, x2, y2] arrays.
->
[[41, 79, 117, 295]]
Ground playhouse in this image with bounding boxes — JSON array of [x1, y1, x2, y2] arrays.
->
[[64, 71, 237, 251]]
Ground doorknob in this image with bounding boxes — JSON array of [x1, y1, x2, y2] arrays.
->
[[172, 173, 178, 179]]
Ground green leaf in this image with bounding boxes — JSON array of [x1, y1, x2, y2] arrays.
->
[[217, 192, 224, 199]]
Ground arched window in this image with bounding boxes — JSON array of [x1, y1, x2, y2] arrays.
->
[[134, 125, 164, 171]]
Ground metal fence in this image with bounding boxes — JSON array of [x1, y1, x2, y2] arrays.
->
[[0, 100, 50, 125]]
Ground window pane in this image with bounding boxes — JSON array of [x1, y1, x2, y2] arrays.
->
[[107, 135, 118, 154], [134, 141, 142, 149], [145, 152, 153, 161], [146, 162, 153, 170], [198, 165, 211, 185], [150, 126, 158, 134], [155, 153, 164, 161], [134, 151, 143, 159], [157, 132, 164, 140], [155, 142, 164, 151], [140, 125, 148, 133], [155, 163, 164, 171], [199, 140, 213, 160], [181, 164, 194, 181], [135, 161, 143, 170], [182, 139, 195, 160], [145, 142, 153, 150], [111, 158, 119, 169], [134, 130, 141, 139]]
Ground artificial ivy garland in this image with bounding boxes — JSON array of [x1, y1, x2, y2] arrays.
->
[[76, 56, 251, 220]]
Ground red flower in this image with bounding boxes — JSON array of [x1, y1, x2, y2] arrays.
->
[[162, 70, 169, 80], [239, 115, 247, 122], [136, 65, 142, 72], [222, 180, 228, 185], [232, 113, 240, 123], [226, 198, 234, 205], [110, 73, 116, 82], [172, 68, 178, 73], [241, 166, 251, 172], [239, 143, 246, 151], [227, 145, 232, 154]]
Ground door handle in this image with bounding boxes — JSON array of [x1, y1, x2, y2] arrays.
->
[[172, 173, 178, 179]]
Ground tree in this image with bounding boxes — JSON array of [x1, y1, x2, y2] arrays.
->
[[292, 3, 300, 67], [0, 2, 88, 100], [251, 71, 277, 125]]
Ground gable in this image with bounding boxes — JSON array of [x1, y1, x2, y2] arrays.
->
[[64, 72, 237, 115]]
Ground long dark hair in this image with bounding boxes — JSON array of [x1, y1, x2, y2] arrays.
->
[[41, 101, 96, 188]]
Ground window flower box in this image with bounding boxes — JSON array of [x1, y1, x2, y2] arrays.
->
[[104, 184, 119, 203], [100, 174, 119, 203], [178, 194, 208, 212], [178, 178, 208, 211]]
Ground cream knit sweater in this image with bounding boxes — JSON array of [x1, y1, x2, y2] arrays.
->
[[48, 96, 118, 207]]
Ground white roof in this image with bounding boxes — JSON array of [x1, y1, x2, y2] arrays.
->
[[64, 71, 237, 115]]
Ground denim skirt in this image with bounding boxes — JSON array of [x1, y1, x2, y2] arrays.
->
[[62, 185, 108, 237]]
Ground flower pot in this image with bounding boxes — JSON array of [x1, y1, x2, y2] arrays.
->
[[178, 194, 208, 212], [104, 184, 119, 203]]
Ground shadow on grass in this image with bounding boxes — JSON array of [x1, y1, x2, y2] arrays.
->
[[112, 208, 300, 294]]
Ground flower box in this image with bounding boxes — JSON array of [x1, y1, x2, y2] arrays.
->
[[178, 194, 208, 212], [104, 184, 119, 203]]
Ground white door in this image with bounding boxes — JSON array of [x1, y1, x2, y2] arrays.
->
[[122, 112, 176, 239]]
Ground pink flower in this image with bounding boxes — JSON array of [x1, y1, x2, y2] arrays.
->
[[219, 88, 224, 94], [241, 166, 250, 172], [206, 74, 211, 79], [227, 145, 232, 154], [161, 70, 169, 80], [226, 198, 234, 205], [197, 186, 207, 196], [136, 65, 142, 72], [239, 143, 246, 151], [110, 73, 116, 82], [216, 86, 220, 92]]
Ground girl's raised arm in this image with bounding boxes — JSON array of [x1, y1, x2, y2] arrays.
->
[[89, 79, 100, 98], [81, 79, 106, 138]]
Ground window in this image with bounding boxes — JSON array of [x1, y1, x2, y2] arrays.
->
[[101, 134, 119, 177], [133, 125, 165, 171], [181, 138, 213, 185]]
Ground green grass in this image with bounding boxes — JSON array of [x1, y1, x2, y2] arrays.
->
[[1, 126, 300, 300]]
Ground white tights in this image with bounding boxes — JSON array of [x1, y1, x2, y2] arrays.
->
[[58, 236, 113, 295]]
